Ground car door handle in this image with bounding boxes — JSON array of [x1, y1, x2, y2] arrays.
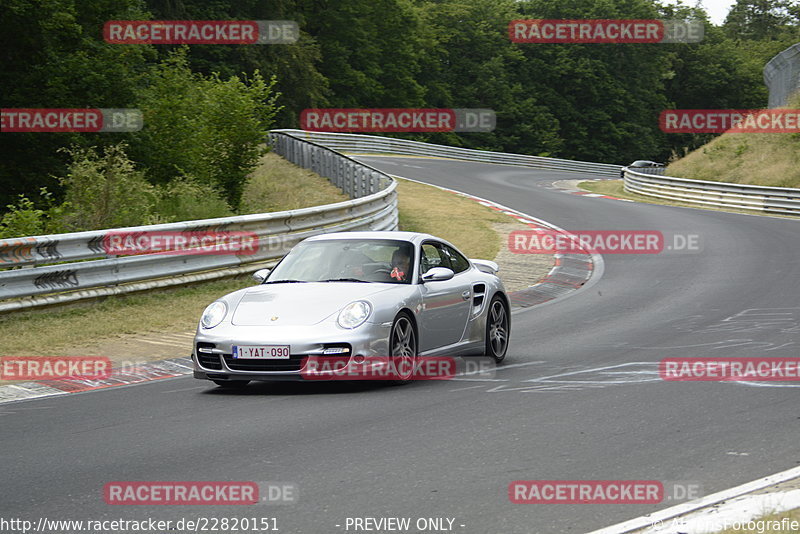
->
[[461, 290, 471, 300]]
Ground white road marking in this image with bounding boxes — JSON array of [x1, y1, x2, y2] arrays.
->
[[451, 377, 509, 382], [733, 380, 800, 389], [485, 385, 541, 393], [763, 342, 796, 351], [492, 361, 548, 372], [447, 385, 488, 392], [524, 362, 656, 383], [162, 385, 207, 393], [587, 465, 800, 534]]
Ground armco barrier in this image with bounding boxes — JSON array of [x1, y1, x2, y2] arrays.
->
[[5, 130, 796, 313], [0, 131, 397, 312], [273, 129, 623, 178], [764, 43, 800, 109], [624, 168, 800, 216]]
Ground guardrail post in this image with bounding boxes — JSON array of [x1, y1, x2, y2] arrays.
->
[[369, 171, 378, 195]]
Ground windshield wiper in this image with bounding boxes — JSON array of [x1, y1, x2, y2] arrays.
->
[[320, 278, 370, 283], [262, 279, 308, 284]]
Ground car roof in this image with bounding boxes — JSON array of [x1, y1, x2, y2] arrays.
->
[[305, 231, 441, 246]]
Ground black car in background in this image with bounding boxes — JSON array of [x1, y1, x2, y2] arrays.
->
[[621, 160, 665, 178]]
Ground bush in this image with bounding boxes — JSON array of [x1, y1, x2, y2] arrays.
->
[[0, 189, 68, 239], [0, 145, 244, 238], [57, 143, 159, 231], [0, 195, 46, 239], [155, 176, 233, 222], [129, 49, 282, 207]]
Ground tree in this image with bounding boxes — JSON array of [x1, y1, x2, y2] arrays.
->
[[143, 0, 328, 127], [0, 0, 154, 208], [127, 50, 281, 206], [724, 0, 799, 40]]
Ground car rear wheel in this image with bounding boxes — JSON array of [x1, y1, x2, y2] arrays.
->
[[389, 313, 417, 384], [212, 380, 250, 389], [485, 296, 509, 363]]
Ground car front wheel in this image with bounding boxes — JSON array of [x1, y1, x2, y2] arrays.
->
[[389, 313, 417, 384], [485, 296, 509, 363]]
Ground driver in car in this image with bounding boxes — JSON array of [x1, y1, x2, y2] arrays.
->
[[390, 248, 410, 282]]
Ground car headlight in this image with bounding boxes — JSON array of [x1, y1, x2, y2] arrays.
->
[[337, 300, 372, 329], [201, 301, 227, 329]]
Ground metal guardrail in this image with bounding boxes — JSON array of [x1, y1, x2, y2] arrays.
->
[[0, 131, 398, 312], [273, 129, 623, 178], [624, 168, 800, 216], [628, 167, 665, 176], [764, 43, 800, 109]]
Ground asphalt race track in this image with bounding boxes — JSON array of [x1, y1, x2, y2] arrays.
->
[[2, 156, 799, 533]]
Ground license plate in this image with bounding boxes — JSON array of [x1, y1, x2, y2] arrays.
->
[[232, 345, 291, 359]]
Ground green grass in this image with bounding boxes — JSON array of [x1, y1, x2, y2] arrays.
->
[[665, 95, 800, 188], [240, 151, 349, 213], [0, 279, 245, 356], [667, 132, 800, 188], [396, 178, 507, 260]]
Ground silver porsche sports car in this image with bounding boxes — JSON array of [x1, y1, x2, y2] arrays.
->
[[192, 231, 510, 387]]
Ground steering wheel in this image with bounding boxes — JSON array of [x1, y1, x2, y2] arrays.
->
[[337, 262, 369, 277]]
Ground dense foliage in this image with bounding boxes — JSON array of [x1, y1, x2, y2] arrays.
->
[[1, 0, 798, 234]]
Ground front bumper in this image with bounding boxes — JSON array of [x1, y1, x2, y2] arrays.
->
[[192, 321, 392, 382]]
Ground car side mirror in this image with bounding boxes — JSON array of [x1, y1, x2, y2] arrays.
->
[[252, 268, 271, 284], [421, 267, 454, 282]]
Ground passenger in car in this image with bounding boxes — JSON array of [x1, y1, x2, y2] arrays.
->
[[390, 248, 411, 282]]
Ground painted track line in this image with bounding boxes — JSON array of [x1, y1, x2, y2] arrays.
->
[[0, 357, 194, 405], [587, 465, 800, 534]]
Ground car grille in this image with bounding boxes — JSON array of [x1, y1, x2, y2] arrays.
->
[[223, 354, 305, 372]]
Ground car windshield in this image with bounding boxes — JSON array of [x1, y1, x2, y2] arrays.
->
[[266, 239, 415, 284]]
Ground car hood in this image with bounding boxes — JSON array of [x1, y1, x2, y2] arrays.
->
[[230, 282, 394, 326]]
